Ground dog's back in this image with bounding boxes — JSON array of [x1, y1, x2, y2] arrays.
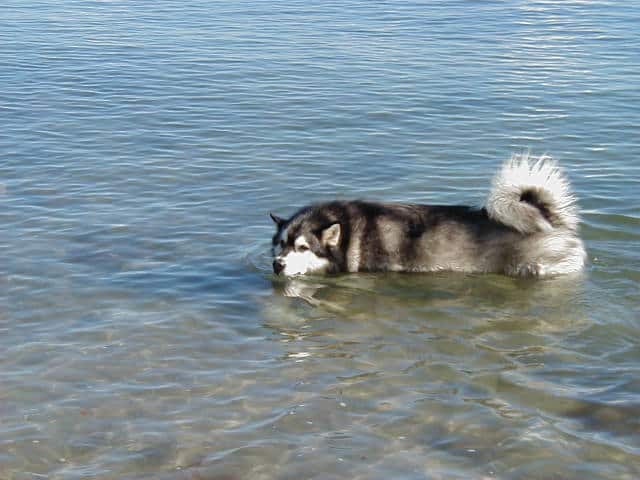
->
[[338, 202, 516, 273]]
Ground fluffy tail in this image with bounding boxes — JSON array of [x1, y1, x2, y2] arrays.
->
[[486, 153, 580, 234]]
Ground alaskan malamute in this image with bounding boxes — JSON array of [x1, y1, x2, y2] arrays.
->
[[270, 154, 586, 277]]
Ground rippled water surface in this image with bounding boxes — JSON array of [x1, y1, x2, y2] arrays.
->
[[2, 1, 639, 479]]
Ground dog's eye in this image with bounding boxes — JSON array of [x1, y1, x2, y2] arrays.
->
[[297, 245, 309, 252]]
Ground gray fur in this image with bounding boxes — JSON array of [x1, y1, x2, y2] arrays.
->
[[271, 155, 586, 277]]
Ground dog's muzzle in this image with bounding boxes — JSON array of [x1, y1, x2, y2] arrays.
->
[[273, 259, 285, 275]]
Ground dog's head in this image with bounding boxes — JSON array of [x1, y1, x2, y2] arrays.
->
[[270, 211, 341, 276]]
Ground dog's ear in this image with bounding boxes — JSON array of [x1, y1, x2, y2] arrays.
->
[[270, 212, 285, 226], [321, 223, 341, 248]]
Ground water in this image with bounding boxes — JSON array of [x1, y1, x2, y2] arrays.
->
[[1, 1, 639, 478]]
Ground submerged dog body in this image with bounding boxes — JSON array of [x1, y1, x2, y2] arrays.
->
[[271, 155, 586, 277]]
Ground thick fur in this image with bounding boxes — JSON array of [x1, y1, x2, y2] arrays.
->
[[486, 154, 580, 234], [271, 154, 586, 277]]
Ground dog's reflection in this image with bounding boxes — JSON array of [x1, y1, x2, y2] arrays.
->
[[270, 271, 589, 330], [280, 277, 322, 300], [271, 276, 348, 313]]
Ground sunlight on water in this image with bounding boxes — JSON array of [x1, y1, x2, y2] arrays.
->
[[1, 1, 639, 479]]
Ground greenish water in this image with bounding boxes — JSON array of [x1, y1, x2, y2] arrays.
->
[[1, 1, 639, 479]]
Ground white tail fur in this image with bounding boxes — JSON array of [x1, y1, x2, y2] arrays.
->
[[486, 154, 580, 234]]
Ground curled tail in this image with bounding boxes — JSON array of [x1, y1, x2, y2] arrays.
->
[[486, 154, 580, 234]]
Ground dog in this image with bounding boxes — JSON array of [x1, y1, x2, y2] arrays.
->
[[270, 154, 586, 277]]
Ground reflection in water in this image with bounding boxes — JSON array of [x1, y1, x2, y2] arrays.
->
[[258, 272, 639, 479], [269, 272, 588, 331]]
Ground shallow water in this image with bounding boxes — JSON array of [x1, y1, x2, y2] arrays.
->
[[2, 1, 639, 479]]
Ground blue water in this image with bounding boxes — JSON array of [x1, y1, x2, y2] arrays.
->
[[2, 1, 639, 479]]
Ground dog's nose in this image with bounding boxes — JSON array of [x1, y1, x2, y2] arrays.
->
[[273, 259, 284, 275]]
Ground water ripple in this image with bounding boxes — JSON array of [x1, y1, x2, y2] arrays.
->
[[2, 1, 639, 479]]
